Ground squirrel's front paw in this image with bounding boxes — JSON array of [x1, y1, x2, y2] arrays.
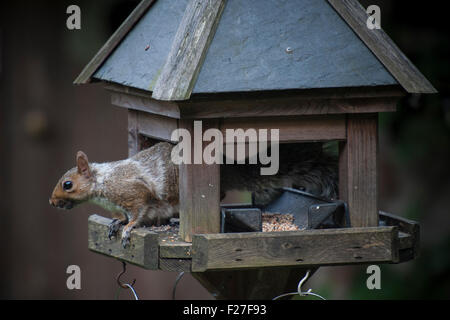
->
[[108, 219, 123, 240]]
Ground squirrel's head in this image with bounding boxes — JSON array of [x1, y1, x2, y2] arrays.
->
[[49, 151, 93, 210]]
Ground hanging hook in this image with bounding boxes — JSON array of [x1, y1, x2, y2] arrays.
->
[[117, 261, 136, 288], [112, 261, 139, 300], [172, 272, 185, 300], [273, 269, 326, 300], [115, 261, 139, 300], [296, 269, 326, 300], [297, 269, 312, 296]]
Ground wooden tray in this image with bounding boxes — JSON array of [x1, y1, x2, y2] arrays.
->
[[88, 211, 419, 272]]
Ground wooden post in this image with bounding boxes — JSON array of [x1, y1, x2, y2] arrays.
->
[[179, 119, 221, 242], [128, 109, 139, 157], [339, 113, 379, 227]]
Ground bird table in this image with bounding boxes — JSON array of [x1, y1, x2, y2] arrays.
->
[[77, 0, 433, 299]]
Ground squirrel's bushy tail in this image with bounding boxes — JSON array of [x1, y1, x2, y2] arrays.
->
[[220, 143, 338, 205]]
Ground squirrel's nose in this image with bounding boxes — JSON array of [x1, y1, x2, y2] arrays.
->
[[49, 198, 56, 206]]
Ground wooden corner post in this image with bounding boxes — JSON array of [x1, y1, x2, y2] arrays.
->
[[339, 113, 379, 227], [128, 110, 139, 157], [179, 119, 221, 242]]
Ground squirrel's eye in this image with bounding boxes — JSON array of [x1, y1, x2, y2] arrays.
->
[[63, 181, 73, 191]]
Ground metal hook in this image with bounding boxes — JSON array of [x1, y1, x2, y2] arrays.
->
[[297, 269, 326, 300], [116, 261, 139, 300], [172, 272, 185, 300], [297, 269, 312, 295], [116, 261, 136, 289], [273, 269, 326, 300]]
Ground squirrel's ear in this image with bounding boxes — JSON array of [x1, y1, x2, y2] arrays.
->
[[76, 151, 91, 178]]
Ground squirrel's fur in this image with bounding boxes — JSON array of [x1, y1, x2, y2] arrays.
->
[[50, 142, 337, 247]]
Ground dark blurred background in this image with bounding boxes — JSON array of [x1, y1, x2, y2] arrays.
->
[[0, 0, 448, 299]]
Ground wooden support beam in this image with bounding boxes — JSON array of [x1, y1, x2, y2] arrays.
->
[[339, 114, 379, 227], [220, 115, 346, 143], [152, 0, 227, 100], [128, 110, 139, 157], [110, 90, 181, 119], [159, 233, 192, 259], [327, 0, 437, 93], [136, 112, 178, 143], [178, 119, 221, 242], [159, 258, 192, 272], [180, 96, 400, 119], [108, 83, 402, 118], [128, 110, 178, 155], [110, 82, 404, 100], [192, 226, 398, 272]]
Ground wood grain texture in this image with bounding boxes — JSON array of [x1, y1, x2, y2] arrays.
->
[[159, 243, 192, 259], [178, 119, 221, 242], [88, 214, 159, 270], [108, 83, 402, 118], [180, 96, 399, 119], [159, 258, 192, 272], [339, 114, 379, 227], [114, 82, 404, 99], [128, 110, 139, 157], [220, 115, 346, 143], [327, 0, 437, 93], [152, 0, 226, 101], [74, 0, 156, 84], [110, 91, 181, 119], [192, 226, 398, 272], [136, 111, 178, 143], [159, 233, 192, 258]]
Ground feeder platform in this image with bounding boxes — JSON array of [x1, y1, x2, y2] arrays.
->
[[88, 211, 419, 272]]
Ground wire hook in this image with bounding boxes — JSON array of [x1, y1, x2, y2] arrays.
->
[[297, 269, 312, 295], [273, 269, 326, 300], [172, 272, 185, 300], [117, 261, 136, 288], [296, 270, 325, 300], [116, 261, 139, 300]]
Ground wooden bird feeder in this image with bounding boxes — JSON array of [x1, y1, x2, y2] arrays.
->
[[76, 0, 435, 299]]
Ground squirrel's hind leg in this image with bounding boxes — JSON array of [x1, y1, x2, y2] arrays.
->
[[121, 212, 145, 248], [121, 222, 135, 248]]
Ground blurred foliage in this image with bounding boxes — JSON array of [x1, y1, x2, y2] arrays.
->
[[345, 239, 450, 299]]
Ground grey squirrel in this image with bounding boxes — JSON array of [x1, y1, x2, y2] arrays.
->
[[49, 142, 337, 247]]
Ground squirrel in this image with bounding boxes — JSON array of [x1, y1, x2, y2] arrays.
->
[[50, 142, 337, 247]]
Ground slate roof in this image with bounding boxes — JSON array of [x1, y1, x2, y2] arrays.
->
[[75, 0, 436, 100]]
